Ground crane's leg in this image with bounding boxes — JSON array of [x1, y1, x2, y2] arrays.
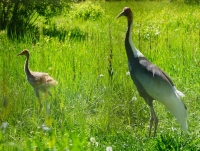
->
[[34, 89, 42, 113], [48, 91, 52, 97], [43, 91, 52, 100], [149, 106, 158, 137]]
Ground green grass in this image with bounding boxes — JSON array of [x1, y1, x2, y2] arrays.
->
[[1, 1, 200, 150]]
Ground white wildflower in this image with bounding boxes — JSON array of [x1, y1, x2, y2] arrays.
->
[[126, 71, 130, 76], [41, 124, 51, 131], [0, 122, 8, 133], [132, 96, 137, 101], [98, 74, 104, 79], [90, 137, 98, 147], [90, 137, 96, 143], [106, 146, 113, 151], [0, 122, 8, 129]]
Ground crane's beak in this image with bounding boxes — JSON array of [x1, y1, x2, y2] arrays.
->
[[17, 52, 23, 56], [116, 10, 125, 19]]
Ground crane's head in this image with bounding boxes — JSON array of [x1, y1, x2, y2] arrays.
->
[[116, 7, 133, 21], [17, 49, 29, 56]]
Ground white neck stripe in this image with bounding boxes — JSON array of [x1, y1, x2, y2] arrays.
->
[[129, 24, 144, 58]]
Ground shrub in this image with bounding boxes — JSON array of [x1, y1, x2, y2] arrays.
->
[[184, 0, 200, 4], [72, 2, 104, 21], [0, 0, 69, 39]]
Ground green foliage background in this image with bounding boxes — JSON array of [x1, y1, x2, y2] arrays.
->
[[0, 1, 200, 150]]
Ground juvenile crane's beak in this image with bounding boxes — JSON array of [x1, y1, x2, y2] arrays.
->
[[17, 49, 29, 56], [116, 10, 125, 19]]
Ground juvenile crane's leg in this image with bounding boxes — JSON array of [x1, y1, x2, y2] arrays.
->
[[149, 105, 158, 137], [44, 91, 52, 101], [34, 89, 42, 112], [48, 91, 52, 97]]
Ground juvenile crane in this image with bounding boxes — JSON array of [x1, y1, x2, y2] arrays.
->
[[17, 49, 58, 111], [116, 7, 188, 137]]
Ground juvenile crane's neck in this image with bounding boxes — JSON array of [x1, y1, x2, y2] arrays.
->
[[125, 17, 143, 59], [24, 53, 32, 77]]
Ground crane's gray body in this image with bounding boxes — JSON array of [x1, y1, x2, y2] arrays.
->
[[117, 7, 188, 135]]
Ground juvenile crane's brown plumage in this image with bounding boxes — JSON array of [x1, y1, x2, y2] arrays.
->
[[116, 7, 188, 137], [17, 49, 58, 111]]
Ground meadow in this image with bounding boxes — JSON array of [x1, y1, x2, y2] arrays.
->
[[1, 1, 200, 150]]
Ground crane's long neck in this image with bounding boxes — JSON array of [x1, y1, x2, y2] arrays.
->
[[24, 54, 32, 77], [125, 18, 143, 60]]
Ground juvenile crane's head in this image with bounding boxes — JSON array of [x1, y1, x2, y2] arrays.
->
[[116, 7, 133, 23], [17, 49, 30, 57]]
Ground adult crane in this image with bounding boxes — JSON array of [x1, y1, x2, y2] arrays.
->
[[17, 49, 58, 112], [116, 7, 188, 137]]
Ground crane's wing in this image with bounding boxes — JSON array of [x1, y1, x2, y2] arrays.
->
[[135, 57, 185, 100], [134, 57, 174, 100], [29, 71, 58, 87]]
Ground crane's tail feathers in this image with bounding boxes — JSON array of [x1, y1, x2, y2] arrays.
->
[[170, 100, 188, 132], [173, 86, 185, 97], [165, 90, 188, 132], [51, 80, 58, 86], [176, 90, 185, 97], [47, 79, 58, 87], [181, 120, 188, 132]]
